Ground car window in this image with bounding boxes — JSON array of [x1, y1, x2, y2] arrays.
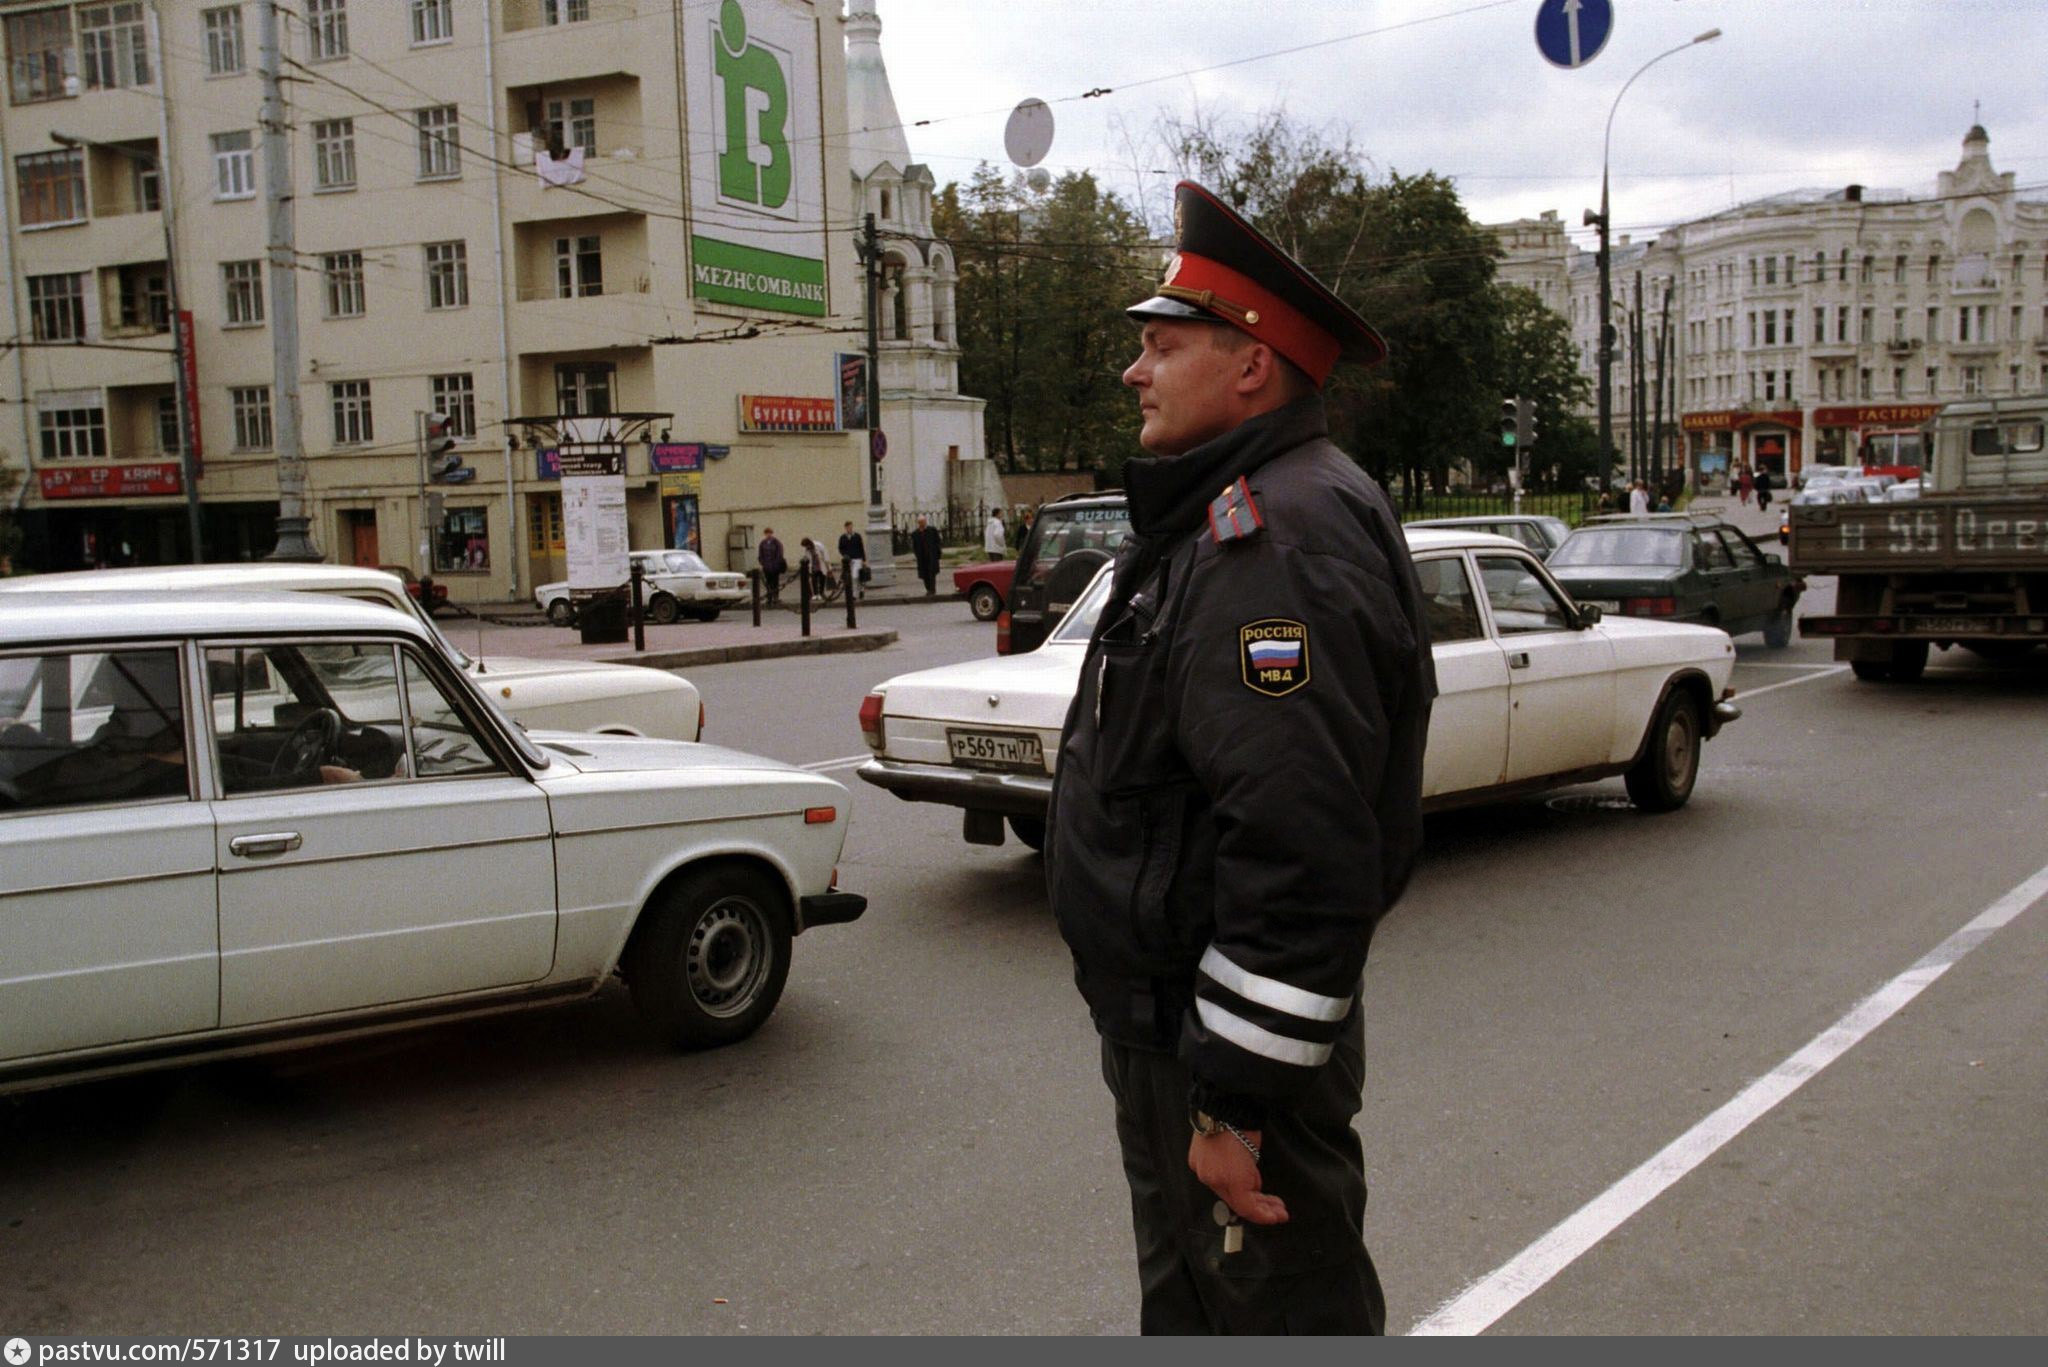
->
[[1412, 555, 1485, 643], [209, 642, 407, 795], [1050, 566, 1115, 644], [1476, 555, 1573, 634], [402, 652, 503, 778], [1717, 529, 1764, 569], [1025, 506, 1130, 584], [667, 550, 712, 574], [1692, 532, 1736, 570], [1550, 528, 1684, 567], [0, 648, 190, 812]]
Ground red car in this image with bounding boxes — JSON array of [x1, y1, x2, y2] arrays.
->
[[952, 560, 1015, 622], [381, 564, 450, 616]]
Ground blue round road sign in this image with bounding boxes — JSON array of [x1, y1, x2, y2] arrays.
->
[[1534, 0, 1613, 70]]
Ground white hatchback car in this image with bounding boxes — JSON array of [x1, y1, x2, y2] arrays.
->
[[536, 550, 751, 627], [856, 529, 1742, 849], [0, 564, 703, 741], [0, 591, 865, 1094]]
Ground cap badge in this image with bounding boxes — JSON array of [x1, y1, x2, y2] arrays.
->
[[1162, 253, 1184, 286]]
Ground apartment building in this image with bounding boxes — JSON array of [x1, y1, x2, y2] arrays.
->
[[1496, 125, 2048, 487], [1, 0, 873, 598]]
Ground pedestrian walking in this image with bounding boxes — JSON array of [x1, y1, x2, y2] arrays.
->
[[1047, 181, 1435, 1335], [1754, 467, 1774, 512], [838, 521, 869, 599], [1015, 505, 1035, 551], [797, 536, 828, 597], [756, 527, 787, 605], [1738, 464, 1755, 505], [910, 515, 943, 597], [983, 507, 1007, 558], [1629, 479, 1652, 515]]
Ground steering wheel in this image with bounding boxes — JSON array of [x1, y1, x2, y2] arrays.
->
[[270, 708, 343, 780]]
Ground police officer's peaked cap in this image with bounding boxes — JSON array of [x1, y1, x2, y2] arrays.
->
[[1127, 181, 1387, 386]]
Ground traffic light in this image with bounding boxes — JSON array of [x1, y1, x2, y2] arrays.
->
[[423, 410, 473, 483], [1500, 398, 1520, 450], [1517, 400, 1537, 451]]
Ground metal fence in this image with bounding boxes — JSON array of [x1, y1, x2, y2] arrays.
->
[[889, 503, 1013, 555], [1390, 486, 1603, 526]]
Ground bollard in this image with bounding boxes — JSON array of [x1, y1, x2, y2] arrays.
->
[[799, 561, 812, 637], [629, 561, 646, 653], [842, 557, 857, 628], [749, 568, 762, 627]]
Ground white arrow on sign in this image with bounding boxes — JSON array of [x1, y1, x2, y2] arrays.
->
[[1565, 0, 1583, 67]]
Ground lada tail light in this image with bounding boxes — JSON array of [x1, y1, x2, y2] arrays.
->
[[858, 691, 886, 751], [1622, 596, 1678, 617], [996, 610, 1012, 655]]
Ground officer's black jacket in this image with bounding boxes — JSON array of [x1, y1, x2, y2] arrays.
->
[[1046, 396, 1435, 1126]]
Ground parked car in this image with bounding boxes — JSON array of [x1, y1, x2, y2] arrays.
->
[[536, 550, 750, 627], [0, 564, 704, 741], [1547, 514, 1804, 646], [1407, 514, 1572, 559], [1797, 463, 1859, 490], [1001, 492, 1133, 655], [1881, 479, 1925, 502], [0, 590, 865, 1094], [1777, 484, 1859, 542], [856, 529, 1743, 850], [381, 564, 450, 616], [952, 560, 1016, 622]]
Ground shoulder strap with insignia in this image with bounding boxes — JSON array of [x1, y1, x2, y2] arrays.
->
[[1207, 477, 1264, 545]]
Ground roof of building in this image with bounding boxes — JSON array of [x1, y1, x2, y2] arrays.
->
[[845, 6, 912, 181]]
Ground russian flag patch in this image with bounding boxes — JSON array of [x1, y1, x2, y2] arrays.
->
[[1239, 618, 1310, 696]]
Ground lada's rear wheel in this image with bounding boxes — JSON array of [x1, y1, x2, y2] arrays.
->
[[546, 598, 574, 627], [969, 584, 1003, 621], [626, 867, 791, 1049], [1624, 689, 1700, 813], [648, 593, 680, 625]]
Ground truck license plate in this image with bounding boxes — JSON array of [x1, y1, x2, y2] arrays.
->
[[1915, 617, 1977, 634], [948, 729, 1044, 771]]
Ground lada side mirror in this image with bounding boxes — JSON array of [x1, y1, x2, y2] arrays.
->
[[1575, 603, 1603, 627]]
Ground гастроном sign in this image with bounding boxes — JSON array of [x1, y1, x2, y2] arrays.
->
[[688, 0, 826, 317]]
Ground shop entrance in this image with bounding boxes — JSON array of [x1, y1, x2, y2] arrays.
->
[[339, 509, 379, 567]]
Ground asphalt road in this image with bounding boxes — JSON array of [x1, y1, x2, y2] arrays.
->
[[3, 590, 2043, 1335]]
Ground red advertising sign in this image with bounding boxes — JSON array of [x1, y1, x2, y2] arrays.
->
[[1680, 408, 1803, 432], [175, 309, 202, 468], [38, 463, 185, 499], [739, 395, 839, 433], [1809, 404, 1940, 428]]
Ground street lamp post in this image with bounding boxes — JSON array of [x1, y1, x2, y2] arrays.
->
[[52, 131, 204, 562], [1588, 27, 1721, 483]]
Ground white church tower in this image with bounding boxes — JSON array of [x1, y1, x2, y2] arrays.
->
[[844, 3, 995, 538]]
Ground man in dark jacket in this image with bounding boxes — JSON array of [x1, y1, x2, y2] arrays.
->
[[838, 521, 869, 599], [756, 528, 787, 605], [909, 515, 943, 596], [1047, 182, 1435, 1335]]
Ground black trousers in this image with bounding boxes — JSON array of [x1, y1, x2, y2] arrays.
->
[[1099, 1009, 1384, 1335]]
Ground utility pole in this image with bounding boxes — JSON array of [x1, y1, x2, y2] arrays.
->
[[260, 0, 318, 561], [862, 212, 882, 511], [1631, 272, 1646, 486], [1653, 275, 1674, 492], [1588, 180, 1614, 485]]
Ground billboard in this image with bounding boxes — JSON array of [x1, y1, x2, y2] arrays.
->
[[688, 0, 827, 317]]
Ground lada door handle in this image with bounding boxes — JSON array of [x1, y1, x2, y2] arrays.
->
[[229, 831, 303, 858], [1508, 651, 1531, 669]]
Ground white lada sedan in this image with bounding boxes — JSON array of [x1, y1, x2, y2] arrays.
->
[[0, 564, 704, 741], [0, 591, 864, 1094], [856, 529, 1742, 849]]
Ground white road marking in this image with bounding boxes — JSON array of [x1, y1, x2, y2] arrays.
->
[[1410, 856, 2048, 1336], [1732, 665, 1849, 699], [802, 753, 871, 772], [1733, 660, 1843, 670]]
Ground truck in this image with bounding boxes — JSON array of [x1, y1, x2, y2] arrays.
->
[[1790, 395, 2048, 681]]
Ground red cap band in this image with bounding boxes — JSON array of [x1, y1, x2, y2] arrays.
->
[[1162, 251, 1342, 385]]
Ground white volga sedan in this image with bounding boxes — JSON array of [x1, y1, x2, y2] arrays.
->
[[0, 591, 864, 1094], [856, 529, 1742, 849]]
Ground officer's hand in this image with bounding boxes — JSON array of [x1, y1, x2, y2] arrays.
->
[[1188, 1131, 1288, 1225]]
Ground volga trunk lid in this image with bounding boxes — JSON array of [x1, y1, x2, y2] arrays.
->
[[878, 646, 1083, 724]]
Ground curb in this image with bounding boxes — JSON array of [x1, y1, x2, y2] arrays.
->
[[591, 629, 899, 670]]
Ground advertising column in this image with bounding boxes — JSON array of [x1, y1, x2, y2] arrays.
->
[[560, 445, 629, 644]]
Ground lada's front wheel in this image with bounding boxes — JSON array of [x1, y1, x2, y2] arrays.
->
[[1625, 688, 1700, 813], [626, 866, 792, 1049]]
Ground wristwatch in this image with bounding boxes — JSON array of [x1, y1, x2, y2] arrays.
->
[[1190, 1108, 1261, 1163]]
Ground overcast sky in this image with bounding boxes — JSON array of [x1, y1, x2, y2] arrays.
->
[[862, 0, 2048, 247]]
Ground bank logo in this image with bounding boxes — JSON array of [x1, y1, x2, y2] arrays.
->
[[714, 0, 793, 217]]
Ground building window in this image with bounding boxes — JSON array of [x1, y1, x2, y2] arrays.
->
[[1858, 368, 1871, 400], [212, 130, 254, 199], [6, 7, 74, 105], [415, 105, 459, 179], [1927, 307, 1940, 343], [1893, 307, 1905, 342], [1962, 365, 1984, 396], [544, 96, 596, 155], [307, 0, 347, 61], [15, 148, 86, 226], [231, 385, 272, 450], [156, 394, 181, 454], [554, 235, 603, 297], [1859, 307, 1871, 343], [114, 262, 168, 331], [2011, 365, 2023, 392], [202, 6, 243, 75], [554, 363, 613, 416], [1893, 367, 1905, 396], [1763, 256, 1777, 286], [1812, 307, 1824, 343], [1925, 366, 1939, 394], [543, 0, 591, 23], [430, 373, 475, 438], [2012, 306, 2024, 342], [222, 259, 264, 326], [1746, 312, 1756, 347], [27, 273, 86, 341], [131, 150, 159, 210], [433, 507, 489, 573], [39, 401, 108, 459], [1893, 254, 1906, 285], [1764, 371, 1777, 401], [1782, 309, 1795, 346], [329, 379, 373, 444], [1763, 312, 1776, 346], [78, 2, 149, 90], [424, 240, 468, 309], [1861, 255, 1874, 283], [1834, 306, 1847, 343], [410, 0, 452, 45], [1927, 253, 1941, 284], [322, 251, 365, 318], [312, 118, 355, 189]]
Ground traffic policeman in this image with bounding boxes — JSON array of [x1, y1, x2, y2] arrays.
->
[[1047, 182, 1436, 1334]]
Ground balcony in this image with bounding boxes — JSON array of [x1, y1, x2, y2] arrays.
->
[[496, 2, 647, 87], [497, 148, 666, 225], [1885, 337, 1922, 354]]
